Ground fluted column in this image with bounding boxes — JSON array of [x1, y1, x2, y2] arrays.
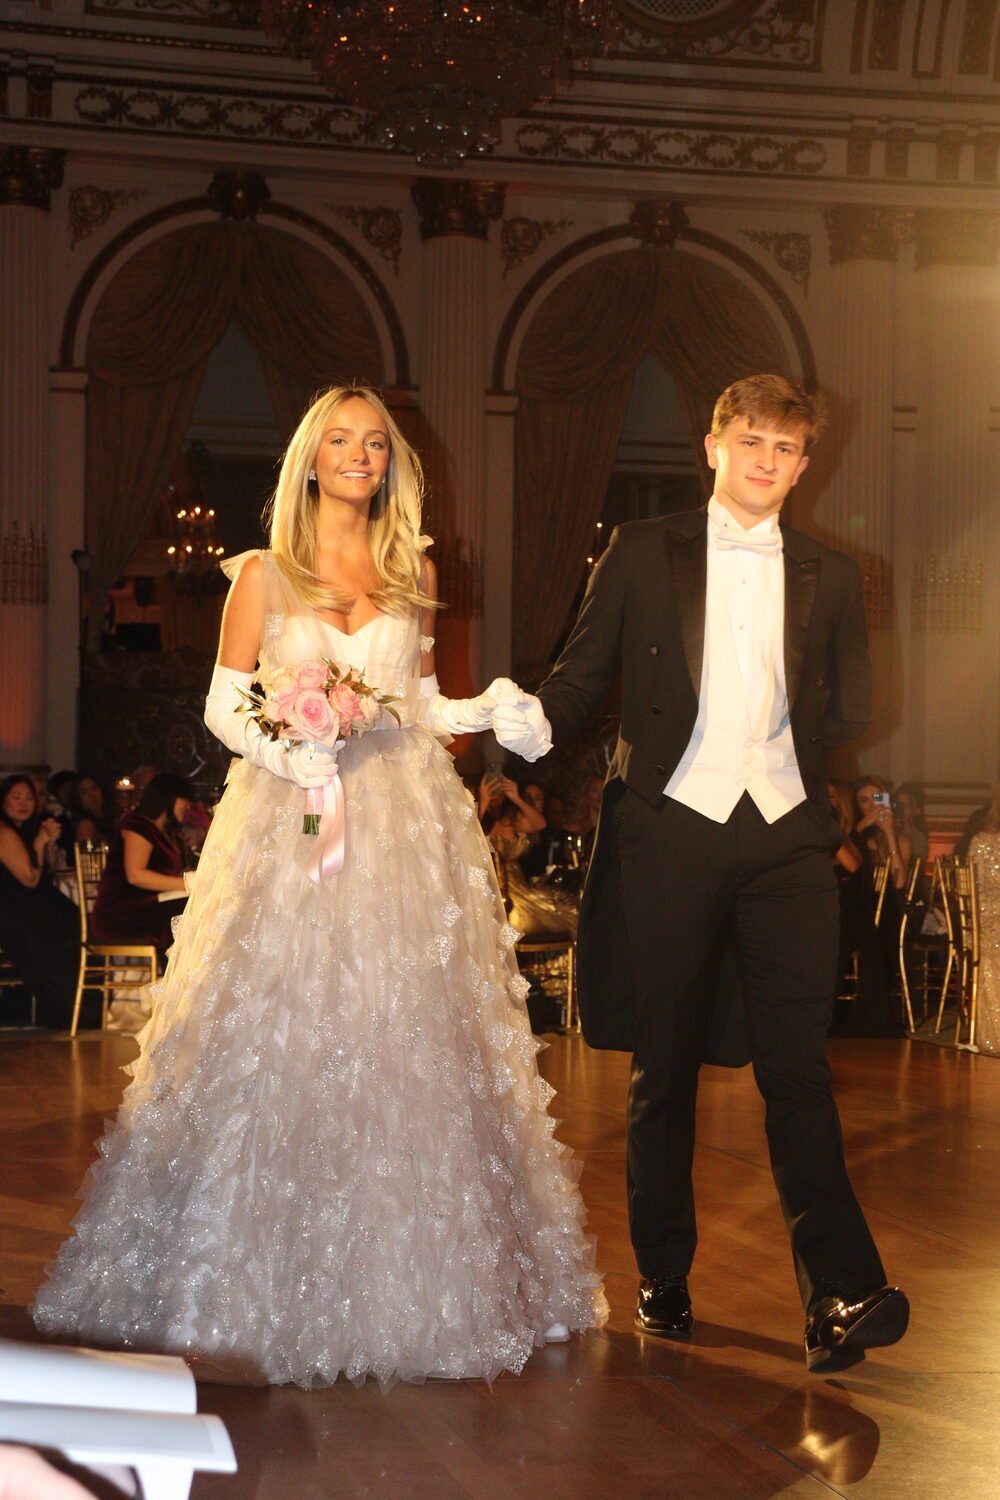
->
[[818, 206, 904, 771], [0, 146, 64, 768], [412, 179, 504, 736], [908, 210, 1000, 789]]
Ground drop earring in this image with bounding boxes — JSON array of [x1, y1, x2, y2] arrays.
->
[[307, 468, 319, 497]]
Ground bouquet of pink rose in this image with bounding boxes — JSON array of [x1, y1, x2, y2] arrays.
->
[[235, 658, 399, 833]]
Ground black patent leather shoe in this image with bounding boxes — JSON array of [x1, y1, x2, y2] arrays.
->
[[635, 1276, 693, 1339], [804, 1286, 909, 1372]]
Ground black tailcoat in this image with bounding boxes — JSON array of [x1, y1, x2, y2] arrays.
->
[[537, 507, 871, 1054]]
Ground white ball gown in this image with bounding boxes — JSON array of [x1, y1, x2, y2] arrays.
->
[[33, 551, 607, 1388]]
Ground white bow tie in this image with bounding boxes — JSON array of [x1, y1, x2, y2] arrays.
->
[[713, 527, 782, 557]]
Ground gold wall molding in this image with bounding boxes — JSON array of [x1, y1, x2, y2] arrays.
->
[[516, 120, 827, 174], [331, 206, 403, 275], [85, 0, 259, 26], [617, 0, 822, 69], [825, 204, 914, 264], [743, 229, 811, 291], [68, 184, 147, 248], [0, 146, 65, 211], [911, 555, 984, 633], [411, 181, 505, 243], [500, 216, 572, 278]]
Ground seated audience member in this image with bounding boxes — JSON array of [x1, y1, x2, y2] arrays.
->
[[477, 767, 505, 832], [828, 781, 898, 1037], [0, 773, 81, 1028], [895, 782, 929, 863], [71, 773, 115, 847], [853, 775, 911, 1003], [955, 801, 990, 862], [497, 777, 548, 878], [565, 773, 604, 865], [48, 768, 78, 863], [91, 773, 193, 961], [853, 776, 911, 889], [489, 800, 578, 941]]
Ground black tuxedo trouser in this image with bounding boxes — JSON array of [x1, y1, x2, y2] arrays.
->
[[616, 788, 887, 1311]]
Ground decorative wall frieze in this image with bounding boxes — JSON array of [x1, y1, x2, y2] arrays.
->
[[515, 121, 827, 176], [628, 199, 689, 248], [617, 0, 821, 69], [499, 215, 572, 278], [74, 83, 364, 147], [84, 0, 260, 26], [411, 181, 505, 243], [825, 205, 913, 265], [0, 523, 48, 607], [68, 183, 147, 248], [913, 207, 1000, 268], [206, 169, 270, 221], [331, 205, 403, 274], [866, 0, 906, 72], [742, 229, 811, 291], [0, 146, 65, 210]]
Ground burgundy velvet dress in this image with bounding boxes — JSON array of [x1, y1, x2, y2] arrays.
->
[[90, 813, 186, 958]]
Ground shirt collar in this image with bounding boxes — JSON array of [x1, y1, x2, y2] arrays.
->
[[707, 497, 782, 542]]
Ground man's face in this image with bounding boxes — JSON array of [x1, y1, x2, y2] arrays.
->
[[704, 417, 809, 529]]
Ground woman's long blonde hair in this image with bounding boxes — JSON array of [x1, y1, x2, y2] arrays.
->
[[265, 384, 435, 616]]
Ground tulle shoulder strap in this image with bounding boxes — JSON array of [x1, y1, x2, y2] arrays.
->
[[219, 548, 265, 585]]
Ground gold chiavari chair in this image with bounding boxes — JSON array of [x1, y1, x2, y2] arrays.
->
[[898, 858, 948, 1032], [71, 843, 158, 1038], [934, 856, 980, 1048], [871, 860, 891, 927]]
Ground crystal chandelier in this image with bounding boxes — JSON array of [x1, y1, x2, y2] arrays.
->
[[258, 1, 622, 168], [164, 448, 227, 598]]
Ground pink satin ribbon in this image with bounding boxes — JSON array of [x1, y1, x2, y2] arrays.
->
[[304, 773, 346, 884]]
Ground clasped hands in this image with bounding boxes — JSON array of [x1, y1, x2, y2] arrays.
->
[[485, 678, 552, 763]]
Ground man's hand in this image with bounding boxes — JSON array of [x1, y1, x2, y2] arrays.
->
[[491, 688, 552, 763]]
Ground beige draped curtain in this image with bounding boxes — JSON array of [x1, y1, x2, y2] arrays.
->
[[513, 246, 790, 679], [84, 221, 383, 645]]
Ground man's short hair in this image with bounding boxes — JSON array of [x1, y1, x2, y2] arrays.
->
[[711, 374, 828, 450]]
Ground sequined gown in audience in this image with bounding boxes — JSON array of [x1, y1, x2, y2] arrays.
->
[[970, 830, 1000, 1055]]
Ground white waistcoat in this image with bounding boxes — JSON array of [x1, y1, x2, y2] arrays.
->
[[663, 521, 806, 825]]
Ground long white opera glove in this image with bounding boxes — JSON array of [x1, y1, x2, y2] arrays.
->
[[417, 673, 519, 736], [204, 665, 339, 789], [491, 686, 552, 763]]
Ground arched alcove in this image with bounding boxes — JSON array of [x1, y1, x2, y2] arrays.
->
[[81, 218, 386, 642], [508, 240, 805, 677]]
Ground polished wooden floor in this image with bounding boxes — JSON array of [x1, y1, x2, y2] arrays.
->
[[2, 1027, 999, 1498]]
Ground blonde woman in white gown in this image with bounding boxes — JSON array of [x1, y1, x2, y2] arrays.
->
[[34, 386, 606, 1387], [970, 784, 1000, 1056]]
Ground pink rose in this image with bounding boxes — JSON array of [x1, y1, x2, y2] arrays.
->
[[285, 687, 338, 744], [295, 660, 329, 690], [265, 683, 298, 722], [331, 682, 365, 736]]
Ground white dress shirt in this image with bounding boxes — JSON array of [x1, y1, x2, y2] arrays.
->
[[663, 498, 807, 824]]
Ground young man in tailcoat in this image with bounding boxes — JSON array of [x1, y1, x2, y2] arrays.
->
[[493, 374, 908, 1371]]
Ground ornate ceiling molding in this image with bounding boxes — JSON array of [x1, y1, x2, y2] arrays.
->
[[825, 204, 914, 264], [411, 181, 506, 242]]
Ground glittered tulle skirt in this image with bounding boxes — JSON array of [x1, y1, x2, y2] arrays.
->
[[32, 725, 606, 1387]]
